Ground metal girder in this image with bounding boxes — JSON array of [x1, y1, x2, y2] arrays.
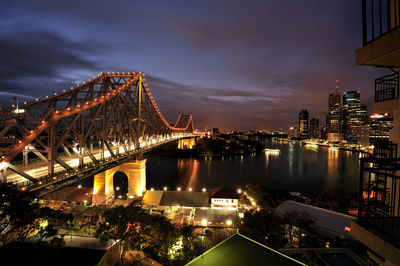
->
[[0, 72, 194, 187], [8, 165, 38, 183]]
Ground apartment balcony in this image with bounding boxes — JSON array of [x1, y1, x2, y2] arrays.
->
[[356, 0, 400, 67], [373, 72, 399, 114], [351, 157, 400, 265]]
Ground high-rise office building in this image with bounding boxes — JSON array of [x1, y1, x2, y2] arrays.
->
[[327, 88, 341, 133], [298, 109, 309, 138], [342, 91, 368, 143], [369, 113, 393, 145], [309, 118, 319, 139]]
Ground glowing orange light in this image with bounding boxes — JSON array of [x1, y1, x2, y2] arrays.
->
[[36, 98, 39, 101]]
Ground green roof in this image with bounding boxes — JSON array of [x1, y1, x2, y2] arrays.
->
[[187, 233, 305, 266]]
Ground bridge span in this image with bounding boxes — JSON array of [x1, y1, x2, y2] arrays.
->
[[0, 72, 196, 195]]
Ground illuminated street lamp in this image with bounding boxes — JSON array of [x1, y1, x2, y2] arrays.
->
[[163, 186, 167, 191], [177, 187, 181, 191], [226, 220, 232, 226], [237, 188, 242, 194], [201, 219, 207, 227], [202, 188, 206, 192]]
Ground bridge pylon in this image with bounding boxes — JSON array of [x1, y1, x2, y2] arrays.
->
[[92, 159, 146, 203]]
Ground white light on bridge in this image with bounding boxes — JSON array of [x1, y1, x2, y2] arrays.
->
[[13, 108, 25, 114], [201, 219, 207, 227]]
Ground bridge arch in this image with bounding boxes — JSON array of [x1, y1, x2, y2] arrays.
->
[[113, 171, 129, 197], [93, 159, 146, 203]]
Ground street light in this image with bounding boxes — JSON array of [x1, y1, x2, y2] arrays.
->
[[226, 220, 232, 226], [201, 219, 207, 227]]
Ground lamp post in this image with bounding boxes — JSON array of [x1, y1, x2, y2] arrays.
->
[[201, 219, 207, 258]]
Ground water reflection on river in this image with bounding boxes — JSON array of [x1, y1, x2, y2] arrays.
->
[[146, 141, 361, 198]]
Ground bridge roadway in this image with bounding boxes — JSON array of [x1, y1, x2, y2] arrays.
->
[[8, 133, 194, 194]]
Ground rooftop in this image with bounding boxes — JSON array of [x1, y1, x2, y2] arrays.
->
[[187, 233, 304, 266], [274, 200, 356, 237], [209, 186, 239, 199], [142, 190, 209, 207]]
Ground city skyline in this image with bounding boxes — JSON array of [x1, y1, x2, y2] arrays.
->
[[0, 1, 388, 130]]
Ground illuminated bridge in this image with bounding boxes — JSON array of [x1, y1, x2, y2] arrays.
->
[[0, 72, 195, 197]]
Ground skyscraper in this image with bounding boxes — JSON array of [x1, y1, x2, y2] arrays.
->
[[342, 91, 368, 143], [327, 88, 341, 133], [309, 118, 319, 139], [298, 109, 309, 138]]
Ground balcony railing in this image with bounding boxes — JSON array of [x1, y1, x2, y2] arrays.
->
[[375, 72, 399, 102], [362, 0, 400, 45], [359, 157, 400, 241]]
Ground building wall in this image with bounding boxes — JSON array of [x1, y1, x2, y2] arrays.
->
[[211, 198, 238, 209]]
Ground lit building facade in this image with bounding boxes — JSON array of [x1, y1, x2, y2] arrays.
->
[[327, 89, 341, 132], [369, 113, 393, 145], [342, 91, 368, 143], [309, 118, 319, 139], [298, 109, 309, 138]]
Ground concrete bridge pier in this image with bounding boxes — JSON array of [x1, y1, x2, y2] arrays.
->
[[178, 137, 196, 149], [92, 159, 146, 204]]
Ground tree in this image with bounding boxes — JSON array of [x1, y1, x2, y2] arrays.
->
[[96, 205, 146, 264], [280, 211, 314, 247], [239, 209, 287, 248], [0, 183, 40, 244]]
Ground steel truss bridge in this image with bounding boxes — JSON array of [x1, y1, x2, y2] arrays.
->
[[0, 72, 194, 194]]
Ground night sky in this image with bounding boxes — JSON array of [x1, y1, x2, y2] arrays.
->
[[0, 1, 388, 130]]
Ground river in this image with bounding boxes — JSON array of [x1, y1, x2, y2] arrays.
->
[[145, 141, 362, 198]]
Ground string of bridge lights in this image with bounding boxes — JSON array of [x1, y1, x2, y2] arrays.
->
[[1, 72, 191, 189]]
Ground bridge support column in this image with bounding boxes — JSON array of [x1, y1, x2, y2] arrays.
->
[[92, 159, 147, 204], [178, 138, 196, 149]]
